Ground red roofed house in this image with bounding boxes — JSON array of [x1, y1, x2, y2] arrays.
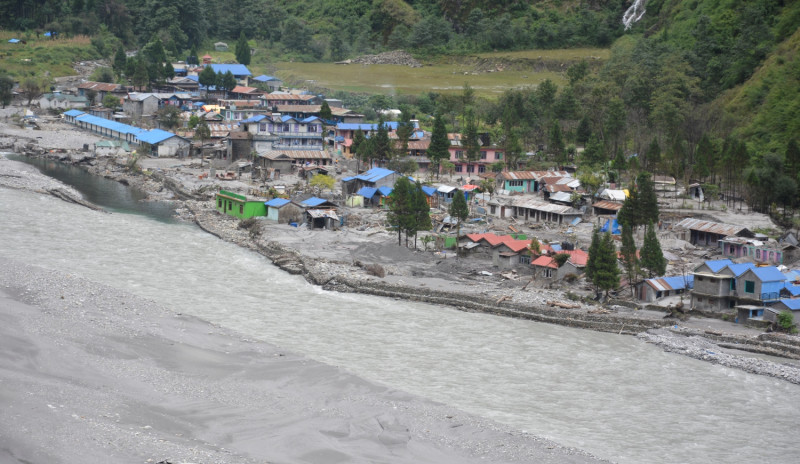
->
[[532, 255, 558, 278], [460, 233, 535, 271]]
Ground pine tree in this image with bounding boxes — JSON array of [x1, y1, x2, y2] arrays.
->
[[235, 31, 251, 66], [463, 107, 480, 174], [640, 222, 667, 278], [319, 100, 332, 122], [550, 120, 566, 166], [198, 65, 217, 97], [593, 231, 621, 297], [448, 190, 469, 256], [387, 176, 414, 246], [373, 117, 392, 163], [620, 223, 639, 296], [428, 112, 450, 178], [113, 46, 127, 78], [635, 172, 659, 226], [412, 183, 432, 248], [585, 227, 601, 285], [576, 115, 592, 147], [645, 138, 661, 173]]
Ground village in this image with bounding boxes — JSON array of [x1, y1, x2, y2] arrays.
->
[[3, 50, 800, 341]]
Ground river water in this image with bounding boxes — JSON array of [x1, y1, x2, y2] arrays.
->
[[1, 158, 798, 463]]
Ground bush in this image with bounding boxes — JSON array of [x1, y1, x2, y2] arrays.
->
[[364, 263, 386, 278], [777, 310, 797, 333]]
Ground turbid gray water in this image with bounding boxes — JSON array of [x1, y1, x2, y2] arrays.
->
[[2, 178, 798, 463]]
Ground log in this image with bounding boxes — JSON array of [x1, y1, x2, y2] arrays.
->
[[547, 300, 581, 309]]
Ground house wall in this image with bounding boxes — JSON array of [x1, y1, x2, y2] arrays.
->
[[557, 262, 582, 280], [736, 271, 781, 301], [503, 179, 534, 193], [215, 195, 265, 219], [691, 294, 732, 312], [156, 137, 190, 157]]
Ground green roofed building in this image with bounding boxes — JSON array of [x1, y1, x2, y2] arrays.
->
[[215, 190, 266, 219]]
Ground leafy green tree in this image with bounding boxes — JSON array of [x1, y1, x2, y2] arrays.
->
[[194, 118, 211, 163], [198, 65, 217, 98], [576, 115, 591, 147], [553, 253, 570, 268], [0, 73, 14, 109], [504, 128, 523, 171], [309, 174, 336, 193], [777, 311, 797, 334], [640, 223, 666, 278], [612, 147, 627, 174], [222, 71, 237, 96], [448, 189, 469, 255], [235, 31, 251, 65], [620, 223, 639, 295], [20, 78, 44, 107], [694, 133, 715, 181], [132, 58, 149, 90], [156, 105, 181, 129], [428, 112, 450, 178], [645, 138, 661, 174], [581, 134, 605, 167], [550, 120, 566, 166], [319, 101, 332, 121], [388, 176, 414, 246], [786, 139, 800, 180], [395, 106, 414, 156], [187, 114, 201, 129], [187, 45, 199, 65], [102, 93, 120, 110]]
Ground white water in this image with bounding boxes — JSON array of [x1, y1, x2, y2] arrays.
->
[[623, 0, 647, 30], [1, 186, 798, 464]]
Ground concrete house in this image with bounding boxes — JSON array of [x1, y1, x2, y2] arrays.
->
[[735, 266, 786, 305], [636, 275, 694, 302], [255, 152, 293, 179], [718, 236, 786, 264], [674, 218, 754, 247], [215, 190, 266, 219], [252, 75, 282, 91], [510, 197, 583, 225], [39, 93, 88, 110], [691, 260, 736, 312], [341, 167, 401, 197], [77, 81, 124, 104], [264, 198, 303, 224], [765, 299, 800, 328]]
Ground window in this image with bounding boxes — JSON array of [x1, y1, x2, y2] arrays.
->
[[478, 165, 486, 173], [239, 205, 244, 214], [543, 268, 553, 278], [509, 180, 523, 187], [455, 165, 462, 172], [490, 205, 496, 214], [495, 152, 503, 160], [730, 279, 736, 290], [697, 276, 703, 281], [217, 198, 222, 208], [756, 250, 761, 259], [259, 123, 267, 132], [227, 201, 232, 211], [480, 151, 487, 160], [745, 280, 755, 294], [467, 165, 474, 173], [519, 255, 531, 265], [455, 150, 464, 159]]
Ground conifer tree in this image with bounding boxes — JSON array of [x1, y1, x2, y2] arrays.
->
[[235, 31, 251, 66], [373, 117, 392, 164], [585, 227, 601, 285], [388, 176, 414, 246], [593, 231, 621, 297], [113, 46, 127, 78], [428, 112, 450, 178], [448, 190, 469, 256], [463, 107, 480, 174], [620, 223, 639, 295], [635, 172, 659, 226], [319, 100, 332, 122], [640, 222, 667, 278], [412, 183, 432, 248]]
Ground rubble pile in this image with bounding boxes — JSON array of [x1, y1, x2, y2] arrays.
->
[[348, 50, 423, 68]]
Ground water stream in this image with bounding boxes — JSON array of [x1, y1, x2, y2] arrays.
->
[[1, 157, 797, 463]]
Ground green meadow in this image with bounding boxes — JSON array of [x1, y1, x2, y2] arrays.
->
[[0, 32, 100, 79]]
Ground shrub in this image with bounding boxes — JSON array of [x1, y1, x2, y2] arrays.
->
[[365, 263, 386, 278], [777, 310, 797, 333]]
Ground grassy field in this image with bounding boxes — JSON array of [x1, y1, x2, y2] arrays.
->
[[0, 31, 100, 79], [272, 48, 607, 98]]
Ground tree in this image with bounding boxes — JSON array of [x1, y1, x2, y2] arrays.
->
[[620, 223, 639, 296], [635, 172, 659, 226], [187, 45, 199, 65], [319, 100, 332, 122], [373, 117, 392, 164], [20, 78, 44, 106], [132, 58, 149, 90], [235, 31, 251, 65], [463, 107, 480, 174], [776, 311, 797, 334], [428, 112, 450, 178], [448, 189, 469, 256], [102, 93, 120, 110], [0, 73, 13, 108], [222, 71, 237, 96], [387, 176, 414, 246], [640, 222, 666, 278], [576, 115, 591, 147], [553, 253, 570, 268], [194, 118, 211, 163], [198, 65, 217, 98], [645, 138, 661, 173], [90, 67, 115, 83], [590, 231, 621, 298], [395, 106, 414, 156], [112, 46, 127, 78], [585, 227, 601, 286], [550, 120, 566, 166], [411, 183, 432, 249], [352, 128, 366, 160], [309, 174, 336, 193], [156, 105, 181, 129], [187, 114, 201, 129], [504, 128, 523, 171]]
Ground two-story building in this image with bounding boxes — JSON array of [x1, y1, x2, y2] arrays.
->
[[447, 133, 504, 175], [674, 218, 754, 247], [718, 236, 786, 265]]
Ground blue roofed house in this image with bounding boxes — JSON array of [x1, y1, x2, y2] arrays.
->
[[636, 275, 695, 303], [252, 75, 282, 91], [136, 129, 190, 157], [334, 122, 400, 156], [691, 259, 736, 312], [264, 198, 303, 223], [341, 167, 402, 197], [735, 266, 786, 305], [764, 299, 800, 328], [207, 64, 252, 85]]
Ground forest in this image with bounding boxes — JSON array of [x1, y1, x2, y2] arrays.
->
[[1, 0, 798, 223]]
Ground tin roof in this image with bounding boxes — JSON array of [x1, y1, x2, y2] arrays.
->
[[549, 191, 574, 203], [78, 81, 121, 92], [356, 187, 377, 198], [675, 218, 752, 237], [698, 259, 734, 273], [207, 64, 252, 76], [343, 167, 396, 183], [264, 198, 291, 208], [593, 200, 623, 211], [511, 198, 581, 215], [723, 263, 756, 277], [645, 275, 694, 292], [776, 299, 800, 310], [748, 266, 787, 282], [465, 233, 532, 253]]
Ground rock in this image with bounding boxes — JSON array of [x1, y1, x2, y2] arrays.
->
[[350, 50, 422, 68]]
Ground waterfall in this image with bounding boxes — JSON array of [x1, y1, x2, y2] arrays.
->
[[622, 0, 647, 30]]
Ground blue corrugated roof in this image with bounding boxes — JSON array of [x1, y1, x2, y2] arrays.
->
[[783, 283, 800, 296], [336, 122, 400, 131], [551, 244, 562, 252], [239, 115, 267, 124], [76, 113, 145, 136], [301, 197, 327, 207], [377, 186, 393, 196], [300, 116, 320, 123], [778, 299, 800, 310], [265, 198, 290, 208], [704, 259, 734, 273], [334, 135, 345, 142], [64, 109, 85, 117], [356, 187, 377, 198], [252, 75, 278, 82], [421, 186, 436, 197], [137, 129, 177, 144], [347, 167, 396, 183], [725, 263, 756, 277], [751, 266, 786, 282], [208, 64, 252, 76]]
